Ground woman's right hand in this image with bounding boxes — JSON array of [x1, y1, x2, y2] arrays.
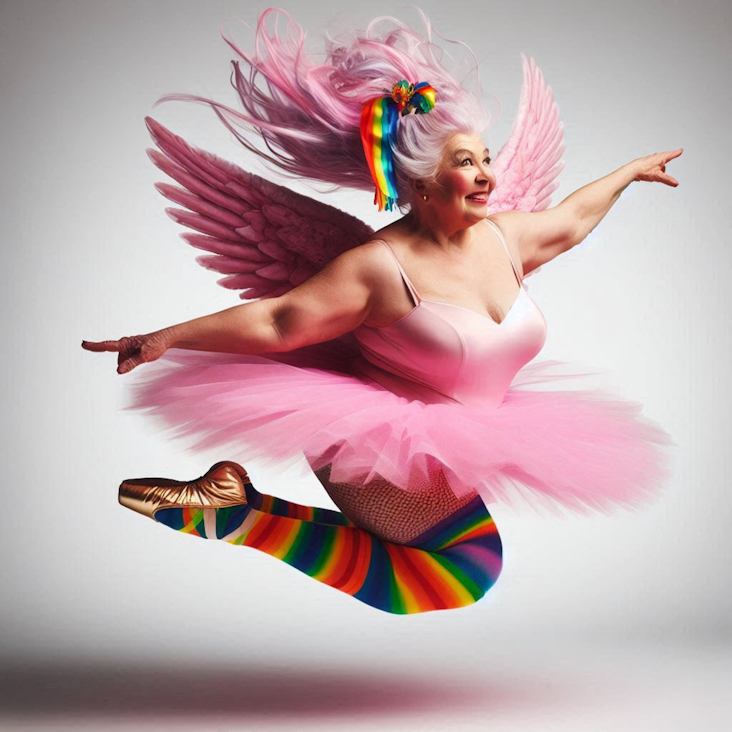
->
[[81, 329, 171, 374]]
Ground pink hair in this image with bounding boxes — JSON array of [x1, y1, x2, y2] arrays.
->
[[153, 6, 493, 211]]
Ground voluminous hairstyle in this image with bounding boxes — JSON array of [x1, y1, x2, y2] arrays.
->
[[155, 6, 493, 212]]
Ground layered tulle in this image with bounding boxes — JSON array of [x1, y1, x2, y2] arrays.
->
[[122, 345, 676, 516]]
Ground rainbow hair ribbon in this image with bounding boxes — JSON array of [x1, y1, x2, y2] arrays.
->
[[360, 80, 437, 212]]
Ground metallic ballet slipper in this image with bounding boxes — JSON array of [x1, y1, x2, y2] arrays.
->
[[119, 461, 251, 520]]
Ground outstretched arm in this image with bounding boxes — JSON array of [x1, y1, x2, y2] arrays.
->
[[495, 149, 683, 276], [82, 244, 380, 374]]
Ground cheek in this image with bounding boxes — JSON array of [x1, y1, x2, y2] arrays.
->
[[441, 171, 472, 198], [458, 174, 478, 198]]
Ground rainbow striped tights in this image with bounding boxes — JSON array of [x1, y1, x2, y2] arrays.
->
[[154, 478, 503, 614]]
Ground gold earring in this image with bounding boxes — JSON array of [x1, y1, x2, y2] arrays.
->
[[422, 194, 428, 202]]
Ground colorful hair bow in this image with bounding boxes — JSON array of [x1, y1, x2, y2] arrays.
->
[[360, 80, 437, 211]]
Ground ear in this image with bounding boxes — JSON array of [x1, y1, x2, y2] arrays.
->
[[412, 178, 427, 195]]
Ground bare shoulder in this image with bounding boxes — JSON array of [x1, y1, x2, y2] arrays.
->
[[487, 207, 579, 276], [486, 213, 526, 278], [325, 237, 400, 289]]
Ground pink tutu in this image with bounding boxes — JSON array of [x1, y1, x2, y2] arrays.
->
[[122, 340, 676, 516]]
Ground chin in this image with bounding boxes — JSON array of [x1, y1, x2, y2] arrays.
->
[[464, 206, 487, 220]]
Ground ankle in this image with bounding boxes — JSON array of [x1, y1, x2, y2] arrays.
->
[[242, 480, 263, 508]]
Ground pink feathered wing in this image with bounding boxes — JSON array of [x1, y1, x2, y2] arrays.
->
[[145, 54, 563, 297], [486, 54, 567, 277], [144, 116, 374, 301]]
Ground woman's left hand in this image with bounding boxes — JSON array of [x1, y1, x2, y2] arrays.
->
[[632, 149, 683, 186]]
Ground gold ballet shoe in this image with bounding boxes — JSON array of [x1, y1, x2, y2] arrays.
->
[[119, 461, 251, 520]]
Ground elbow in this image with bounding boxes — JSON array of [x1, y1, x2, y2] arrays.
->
[[239, 298, 292, 354], [559, 204, 587, 252], [567, 223, 584, 251], [268, 319, 296, 353], [266, 301, 308, 353], [570, 219, 594, 250], [561, 202, 585, 250]]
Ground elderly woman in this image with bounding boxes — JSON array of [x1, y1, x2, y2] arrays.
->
[[82, 8, 679, 614]]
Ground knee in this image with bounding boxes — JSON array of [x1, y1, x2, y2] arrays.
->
[[481, 522, 504, 591]]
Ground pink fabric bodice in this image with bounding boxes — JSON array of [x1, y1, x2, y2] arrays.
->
[[352, 218, 547, 409]]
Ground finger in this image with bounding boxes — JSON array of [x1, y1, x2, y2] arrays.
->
[[117, 350, 139, 368], [81, 340, 121, 352], [657, 174, 679, 186], [117, 356, 143, 375], [665, 148, 683, 161]]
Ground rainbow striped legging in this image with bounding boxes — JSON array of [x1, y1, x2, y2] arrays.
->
[[154, 474, 503, 615]]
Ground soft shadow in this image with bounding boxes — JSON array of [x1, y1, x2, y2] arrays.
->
[[0, 661, 565, 720]]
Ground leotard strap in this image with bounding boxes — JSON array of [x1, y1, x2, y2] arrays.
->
[[375, 239, 422, 307], [485, 218, 522, 286]]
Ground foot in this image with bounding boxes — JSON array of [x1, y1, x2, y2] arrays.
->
[[119, 461, 251, 520]]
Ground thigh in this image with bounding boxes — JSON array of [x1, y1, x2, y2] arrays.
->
[[312, 462, 478, 545]]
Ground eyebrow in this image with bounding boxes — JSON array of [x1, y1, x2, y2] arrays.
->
[[453, 147, 490, 157]]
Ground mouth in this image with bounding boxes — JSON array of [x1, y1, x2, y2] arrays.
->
[[465, 193, 489, 204]]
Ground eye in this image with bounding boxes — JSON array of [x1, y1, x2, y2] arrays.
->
[[460, 156, 492, 166]]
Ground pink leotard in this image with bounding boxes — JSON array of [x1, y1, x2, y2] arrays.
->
[[352, 218, 547, 409]]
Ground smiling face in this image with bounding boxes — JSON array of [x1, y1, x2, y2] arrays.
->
[[419, 131, 496, 229]]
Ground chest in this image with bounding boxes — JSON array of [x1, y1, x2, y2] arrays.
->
[[371, 237, 523, 328], [412, 248, 518, 299], [353, 290, 548, 407]]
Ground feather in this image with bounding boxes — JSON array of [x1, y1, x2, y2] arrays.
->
[[488, 54, 566, 230], [145, 115, 374, 301], [195, 255, 262, 275], [180, 233, 269, 262]]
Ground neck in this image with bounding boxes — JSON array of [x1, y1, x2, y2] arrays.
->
[[401, 208, 482, 252]]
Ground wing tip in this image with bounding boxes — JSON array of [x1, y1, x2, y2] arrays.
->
[[164, 207, 183, 223], [146, 147, 167, 168], [144, 115, 165, 141]]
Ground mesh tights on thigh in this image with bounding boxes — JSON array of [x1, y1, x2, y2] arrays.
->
[[312, 460, 479, 545]]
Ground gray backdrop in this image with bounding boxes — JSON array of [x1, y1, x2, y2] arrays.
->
[[1, 0, 730, 729]]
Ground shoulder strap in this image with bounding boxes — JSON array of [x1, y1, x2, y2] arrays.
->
[[374, 239, 422, 306], [485, 218, 522, 286]]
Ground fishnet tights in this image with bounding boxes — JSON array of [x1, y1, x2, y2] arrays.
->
[[313, 462, 478, 545]]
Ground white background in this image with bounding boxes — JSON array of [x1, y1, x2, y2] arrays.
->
[[1, 0, 730, 729]]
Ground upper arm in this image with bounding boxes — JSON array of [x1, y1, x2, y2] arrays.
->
[[490, 204, 580, 276], [267, 244, 379, 351]]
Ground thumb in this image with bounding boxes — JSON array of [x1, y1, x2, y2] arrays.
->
[[117, 356, 143, 375]]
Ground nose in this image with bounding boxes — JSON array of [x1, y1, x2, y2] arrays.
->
[[476, 163, 494, 189]]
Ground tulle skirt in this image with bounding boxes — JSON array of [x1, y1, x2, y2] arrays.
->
[[122, 341, 676, 516]]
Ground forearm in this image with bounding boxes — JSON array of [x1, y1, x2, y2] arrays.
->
[[159, 299, 283, 355], [562, 161, 639, 238]]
